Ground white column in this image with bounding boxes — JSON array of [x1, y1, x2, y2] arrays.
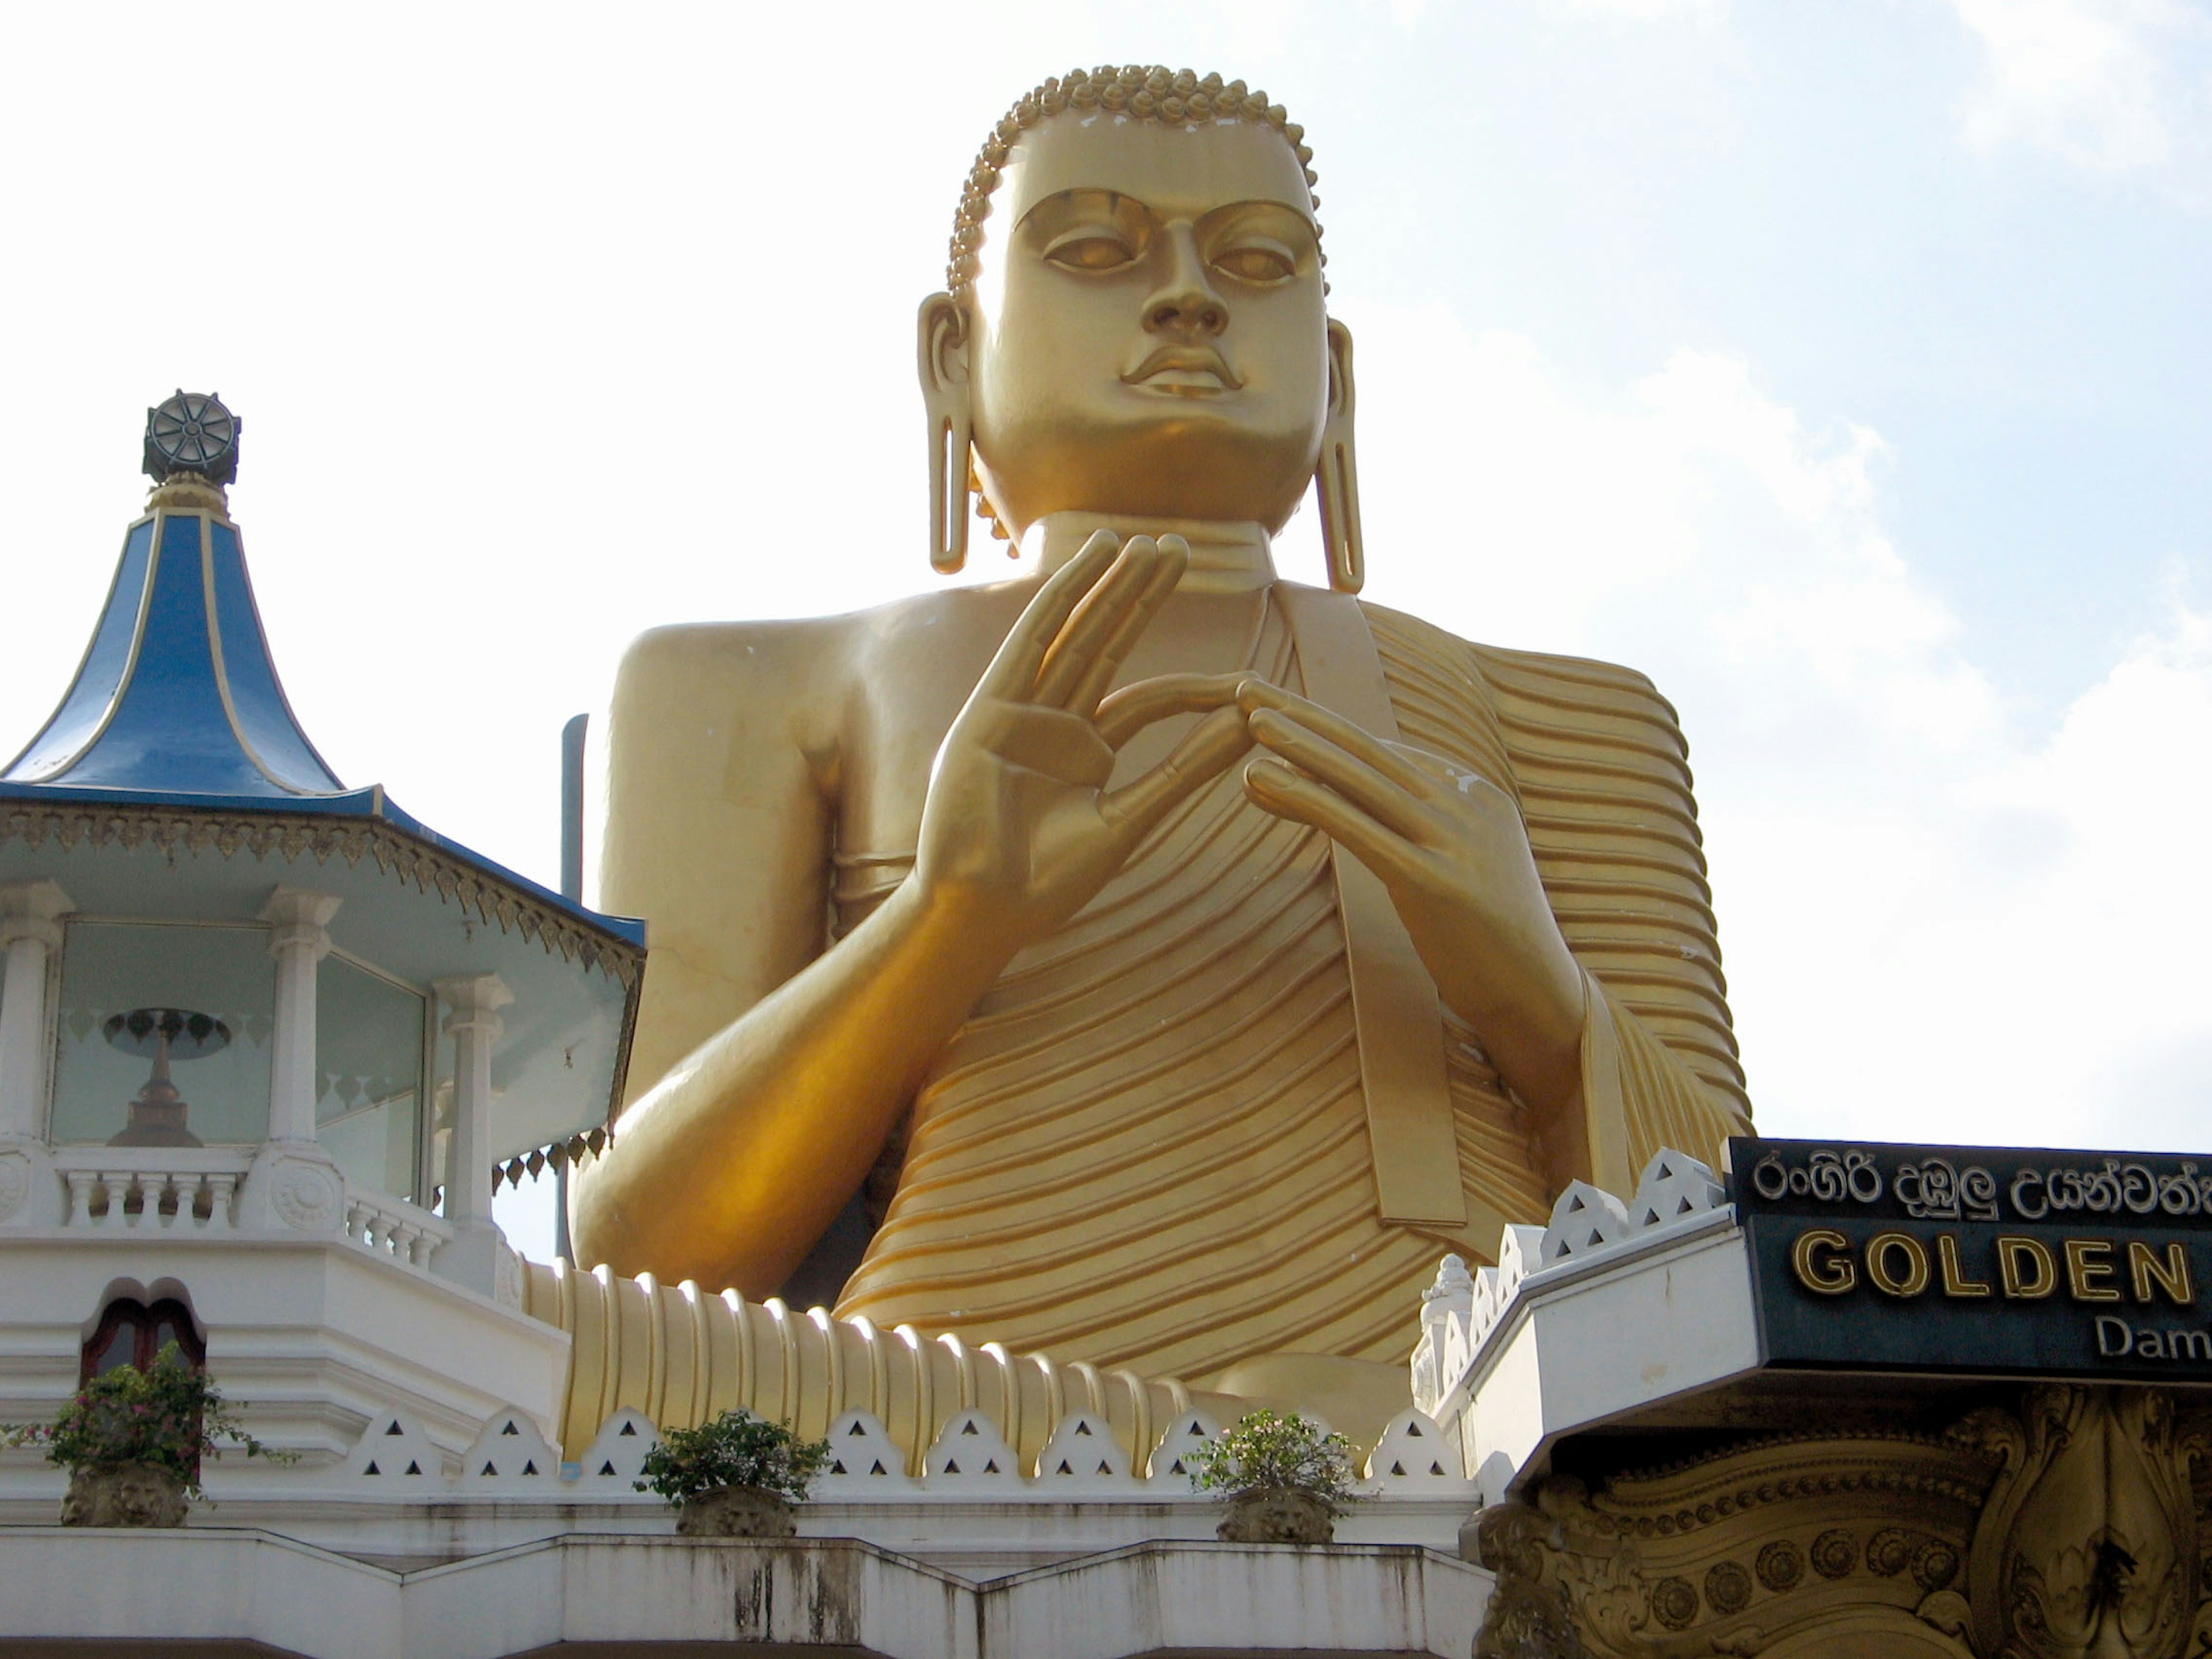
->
[[431, 972, 512, 1294], [259, 888, 343, 1145], [0, 881, 73, 1142]]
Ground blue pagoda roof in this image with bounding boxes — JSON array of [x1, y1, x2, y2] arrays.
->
[[0, 453, 643, 954], [4, 502, 346, 797]]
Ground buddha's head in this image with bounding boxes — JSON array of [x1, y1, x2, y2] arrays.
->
[[921, 67, 1361, 587]]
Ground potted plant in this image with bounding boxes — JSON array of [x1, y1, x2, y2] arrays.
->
[[636, 1407, 832, 1538], [1, 1342, 289, 1527], [1187, 1408, 1363, 1544]]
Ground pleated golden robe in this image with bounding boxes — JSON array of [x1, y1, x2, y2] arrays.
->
[[834, 592, 1749, 1384]]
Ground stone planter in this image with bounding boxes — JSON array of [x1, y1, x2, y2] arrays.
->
[[676, 1483, 798, 1538], [1217, 1486, 1336, 1544], [60, 1462, 190, 1528]]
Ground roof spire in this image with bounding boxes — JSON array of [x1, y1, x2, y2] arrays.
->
[[0, 393, 344, 797], [142, 390, 240, 516]]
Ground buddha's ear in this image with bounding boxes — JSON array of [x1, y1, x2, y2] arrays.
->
[[918, 293, 974, 574], [1318, 319, 1365, 594]]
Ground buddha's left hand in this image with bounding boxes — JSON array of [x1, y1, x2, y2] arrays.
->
[[1238, 680, 1588, 1116]]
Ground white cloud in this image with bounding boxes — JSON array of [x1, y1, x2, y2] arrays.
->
[[1541, 0, 1727, 24], [1344, 301, 2212, 1152], [1946, 0, 2211, 173]]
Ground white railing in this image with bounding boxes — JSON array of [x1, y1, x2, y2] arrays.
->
[[51, 1147, 253, 1233], [40, 1146, 451, 1273], [343, 1188, 451, 1270]]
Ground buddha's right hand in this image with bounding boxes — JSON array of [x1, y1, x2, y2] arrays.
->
[[912, 529, 1254, 950]]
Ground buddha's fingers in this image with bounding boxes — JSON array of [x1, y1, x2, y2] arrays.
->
[[1094, 671, 1251, 748], [1099, 705, 1252, 842], [1060, 535, 1190, 717], [977, 529, 1122, 702], [1247, 708, 1442, 844], [1242, 757, 1430, 887], [1239, 680, 1445, 802], [1033, 536, 1179, 709]]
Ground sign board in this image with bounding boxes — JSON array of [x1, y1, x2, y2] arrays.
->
[[1729, 1137, 2212, 1383]]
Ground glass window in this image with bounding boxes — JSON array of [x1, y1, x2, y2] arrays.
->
[[50, 922, 274, 1146], [82, 1296, 205, 1384], [316, 955, 426, 1203]]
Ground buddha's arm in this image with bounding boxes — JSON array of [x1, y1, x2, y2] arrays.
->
[[575, 534, 1253, 1296], [575, 619, 920, 1291]]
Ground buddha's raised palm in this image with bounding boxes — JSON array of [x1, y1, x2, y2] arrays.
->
[[914, 529, 1253, 952]]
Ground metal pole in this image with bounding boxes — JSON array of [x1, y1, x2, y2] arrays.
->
[[554, 713, 588, 1264]]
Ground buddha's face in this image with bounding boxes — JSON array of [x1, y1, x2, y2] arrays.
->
[[958, 113, 1331, 538]]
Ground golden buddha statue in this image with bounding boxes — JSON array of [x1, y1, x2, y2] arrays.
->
[[554, 65, 1749, 1450]]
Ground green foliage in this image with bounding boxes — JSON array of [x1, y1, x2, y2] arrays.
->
[[0, 1343, 291, 1499], [1185, 1409, 1363, 1510], [634, 1408, 831, 1507]]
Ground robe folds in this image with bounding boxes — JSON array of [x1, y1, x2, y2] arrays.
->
[[831, 592, 1751, 1384]]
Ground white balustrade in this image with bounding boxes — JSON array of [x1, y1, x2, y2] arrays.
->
[[42, 1146, 450, 1271], [51, 1151, 249, 1232], [343, 1189, 452, 1269]]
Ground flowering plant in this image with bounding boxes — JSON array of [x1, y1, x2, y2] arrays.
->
[[1185, 1409, 1363, 1513], [0, 1343, 289, 1498], [634, 1408, 831, 1506]]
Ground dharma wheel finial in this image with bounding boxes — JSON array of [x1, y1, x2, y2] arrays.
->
[[143, 390, 241, 487]]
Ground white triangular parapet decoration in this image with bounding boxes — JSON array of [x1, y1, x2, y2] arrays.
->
[[1540, 1181, 1633, 1266], [1472, 1264, 1502, 1342], [1145, 1407, 1224, 1490], [923, 1407, 1023, 1490], [1630, 1147, 1726, 1231], [1363, 1407, 1474, 1488], [1494, 1223, 1543, 1308], [1411, 1253, 1476, 1410], [458, 1407, 560, 1491], [572, 1406, 660, 1488], [1034, 1411, 1134, 1491], [815, 1409, 917, 1494], [344, 1408, 444, 1485]]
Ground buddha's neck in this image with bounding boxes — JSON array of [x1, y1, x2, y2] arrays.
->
[[1028, 512, 1276, 594]]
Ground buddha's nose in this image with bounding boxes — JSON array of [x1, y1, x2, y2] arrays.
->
[[1144, 230, 1228, 338]]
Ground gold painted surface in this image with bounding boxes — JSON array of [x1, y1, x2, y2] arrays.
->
[[1475, 1385, 2212, 1659], [832, 597, 1740, 1384], [567, 65, 1749, 1431], [525, 1257, 1191, 1475]]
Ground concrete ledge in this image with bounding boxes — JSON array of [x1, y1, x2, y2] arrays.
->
[[0, 1529, 1493, 1658], [1461, 1219, 1763, 1502]]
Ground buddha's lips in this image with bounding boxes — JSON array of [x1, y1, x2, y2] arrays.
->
[[1123, 346, 1244, 390]]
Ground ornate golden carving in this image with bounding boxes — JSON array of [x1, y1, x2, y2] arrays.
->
[[1953, 1386, 2207, 1659], [1474, 1387, 2212, 1659], [143, 474, 230, 516]]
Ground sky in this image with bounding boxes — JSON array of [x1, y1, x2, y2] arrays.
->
[[2, 1, 2208, 1254]]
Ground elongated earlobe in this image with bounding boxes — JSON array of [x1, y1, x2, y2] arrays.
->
[[930, 406, 972, 575], [1317, 319, 1365, 594], [918, 293, 974, 575]]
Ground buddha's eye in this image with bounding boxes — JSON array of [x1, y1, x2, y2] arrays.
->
[[1043, 232, 1139, 272], [1210, 244, 1297, 284]]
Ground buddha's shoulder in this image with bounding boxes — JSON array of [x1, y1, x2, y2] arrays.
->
[[1353, 597, 1688, 749], [615, 585, 1034, 700]]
